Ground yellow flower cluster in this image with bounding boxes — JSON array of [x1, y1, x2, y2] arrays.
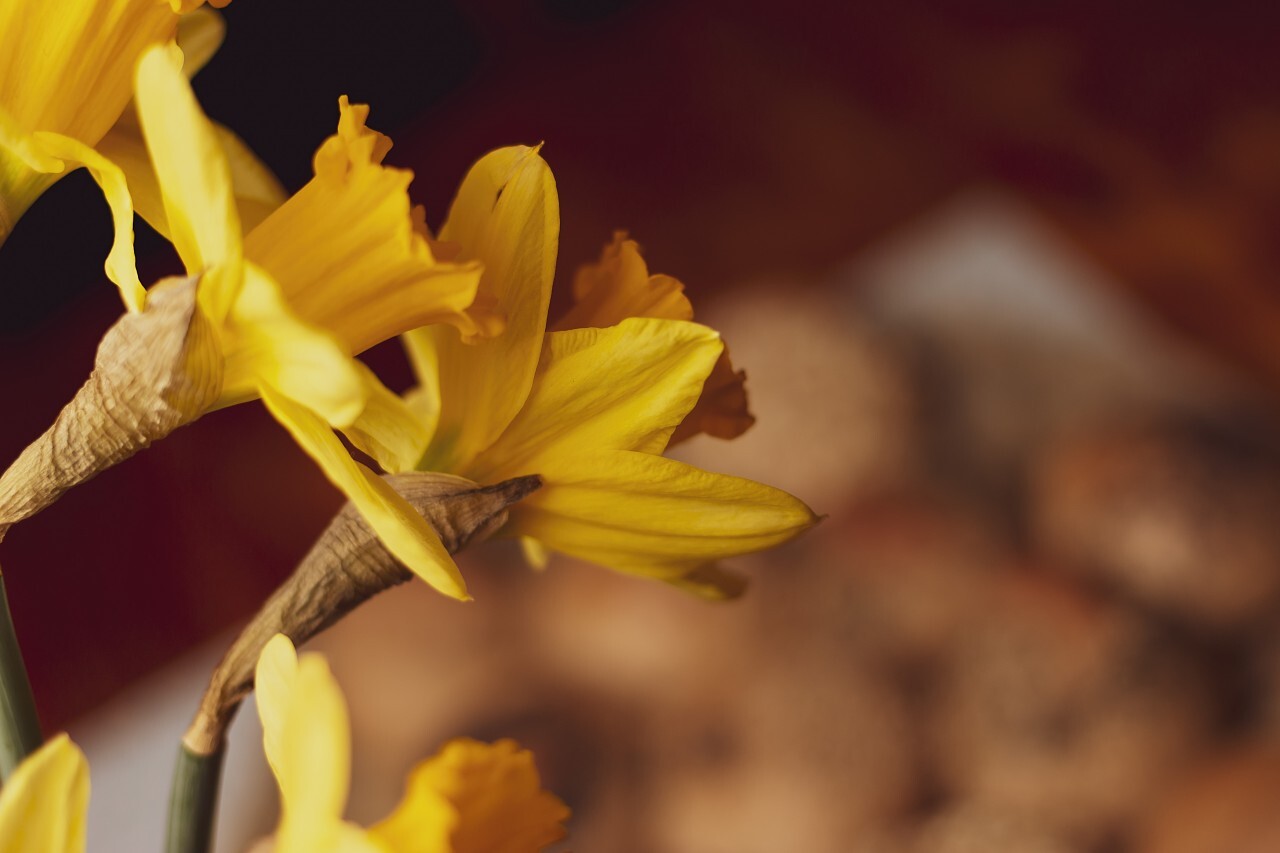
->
[[0, 637, 568, 853], [104, 47, 815, 601], [0, 0, 819, 848], [0, 1, 235, 265], [4, 32, 816, 598]]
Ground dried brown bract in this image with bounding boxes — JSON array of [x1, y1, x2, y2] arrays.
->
[[183, 472, 541, 755], [0, 277, 220, 541]]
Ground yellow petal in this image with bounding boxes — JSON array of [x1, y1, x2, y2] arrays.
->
[[98, 114, 285, 248], [409, 146, 558, 473], [255, 633, 298, 783], [663, 563, 749, 601], [343, 361, 432, 475], [0, 0, 175, 143], [135, 44, 243, 321], [0, 734, 89, 853], [400, 346, 442, 445], [554, 233, 754, 446], [28, 132, 145, 312], [170, 0, 229, 12], [244, 98, 491, 356], [0, 108, 62, 239], [0, 0, 179, 243], [255, 635, 384, 853], [90, 112, 161, 230], [96, 8, 281, 243], [175, 7, 225, 77], [220, 263, 364, 426], [519, 536, 550, 570], [216, 123, 288, 231], [506, 450, 818, 579], [465, 318, 722, 484], [281, 655, 351, 834], [258, 385, 469, 600], [667, 347, 756, 446], [552, 231, 693, 331], [0, 107, 63, 176], [369, 738, 569, 853]]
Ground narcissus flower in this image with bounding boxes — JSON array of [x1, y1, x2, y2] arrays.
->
[[0, 46, 497, 601], [0, 0, 241, 252], [254, 634, 568, 853], [0, 734, 89, 853], [371, 148, 817, 597], [127, 46, 501, 599], [552, 230, 756, 447]]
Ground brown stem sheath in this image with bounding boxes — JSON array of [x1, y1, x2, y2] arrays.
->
[[181, 471, 541, 756], [0, 277, 220, 540]]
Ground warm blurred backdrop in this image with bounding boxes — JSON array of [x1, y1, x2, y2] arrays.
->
[[6, 1, 1280, 850]]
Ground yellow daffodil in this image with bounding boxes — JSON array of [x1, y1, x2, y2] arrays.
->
[[552, 230, 756, 446], [0, 734, 89, 853], [0, 45, 500, 597], [365, 148, 818, 598], [254, 634, 568, 853], [120, 45, 501, 599], [0, 0, 239, 252]]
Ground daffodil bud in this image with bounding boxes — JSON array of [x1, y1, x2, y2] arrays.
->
[[0, 276, 222, 540], [183, 472, 541, 755]]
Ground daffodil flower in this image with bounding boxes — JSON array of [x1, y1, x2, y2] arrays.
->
[[127, 45, 503, 598], [366, 147, 818, 598], [132, 44, 510, 599], [254, 634, 569, 853], [0, 0, 247, 254], [0, 46, 499, 600], [0, 734, 89, 853], [552, 230, 755, 446], [97, 8, 289, 250]]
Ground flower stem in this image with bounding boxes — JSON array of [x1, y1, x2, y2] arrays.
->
[[0, 573, 42, 778], [165, 743, 225, 853]]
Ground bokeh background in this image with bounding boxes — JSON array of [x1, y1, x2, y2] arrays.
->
[[6, 1, 1280, 850]]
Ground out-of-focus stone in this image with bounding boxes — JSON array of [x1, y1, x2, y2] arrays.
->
[[1031, 420, 1280, 630], [847, 191, 1248, 505], [1243, 626, 1280, 747], [805, 494, 1007, 666], [1135, 747, 1280, 853], [644, 660, 918, 853], [670, 284, 918, 514], [930, 572, 1211, 842], [524, 534, 923, 853], [912, 802, 1085, 853]]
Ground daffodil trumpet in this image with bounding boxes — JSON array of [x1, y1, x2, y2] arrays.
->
[[247, 635, 569, 853]]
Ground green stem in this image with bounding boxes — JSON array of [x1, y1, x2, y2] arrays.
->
[[165, 743, 225, 853], [0, 573, 42, 778]]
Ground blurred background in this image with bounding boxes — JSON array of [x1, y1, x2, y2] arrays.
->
[[6, 0, 1280, 850]]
